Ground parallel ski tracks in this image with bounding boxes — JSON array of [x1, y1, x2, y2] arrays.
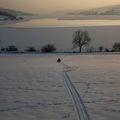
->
[[61, 63, 91, 120]]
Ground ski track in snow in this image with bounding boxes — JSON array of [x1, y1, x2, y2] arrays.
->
[[61, 62, 91, 120]]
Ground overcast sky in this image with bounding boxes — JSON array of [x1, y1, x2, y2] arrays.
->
[[0, 0, 120, 13]]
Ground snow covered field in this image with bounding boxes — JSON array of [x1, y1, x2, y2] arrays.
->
[[0, 54, 120, 120]]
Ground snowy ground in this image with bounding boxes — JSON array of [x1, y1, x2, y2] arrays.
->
[[0, 54, 120, 120]]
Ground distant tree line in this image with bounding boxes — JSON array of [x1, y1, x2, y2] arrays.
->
[[1, 45, 18, 52], [1, 43, 120, 53], [0, 11, 24, 20], [0, 44, 56, 53], [88, 42, 120, 52], [0, 11, 16, 20]]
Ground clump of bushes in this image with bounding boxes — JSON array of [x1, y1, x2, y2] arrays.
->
[[41, 44, 56, 53], [6, 45, 18, 52], [112, 42, 120, 52]]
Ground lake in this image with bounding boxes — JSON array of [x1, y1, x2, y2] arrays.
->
[[2, 18, 120, 28]]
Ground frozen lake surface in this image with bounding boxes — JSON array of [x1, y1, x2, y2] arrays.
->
[[0, 54, 120, 120]]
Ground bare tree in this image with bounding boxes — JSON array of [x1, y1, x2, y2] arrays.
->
[[104, 48, 110, 52], [72, 30, 91, 53], [98, 46, 104, 52]]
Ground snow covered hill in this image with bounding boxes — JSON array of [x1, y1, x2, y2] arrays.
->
[[66, 5, 120, 16]]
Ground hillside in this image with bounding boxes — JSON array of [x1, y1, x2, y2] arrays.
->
[[0, 8, 32, 20], [66, 5, 120, 15]]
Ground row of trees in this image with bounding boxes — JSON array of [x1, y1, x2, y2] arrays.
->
[[93, 44, 120, 52], [0, 44, 56, 53], [0, 29, 120, 53]]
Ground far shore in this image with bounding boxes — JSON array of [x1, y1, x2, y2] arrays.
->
[[58, 15, 120, 20], [1, 15, 120, 26], [0, 15, 39, 25], [0, 18, 29, 25]]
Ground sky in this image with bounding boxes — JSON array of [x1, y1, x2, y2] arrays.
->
[[0, 0, 120, 14]]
